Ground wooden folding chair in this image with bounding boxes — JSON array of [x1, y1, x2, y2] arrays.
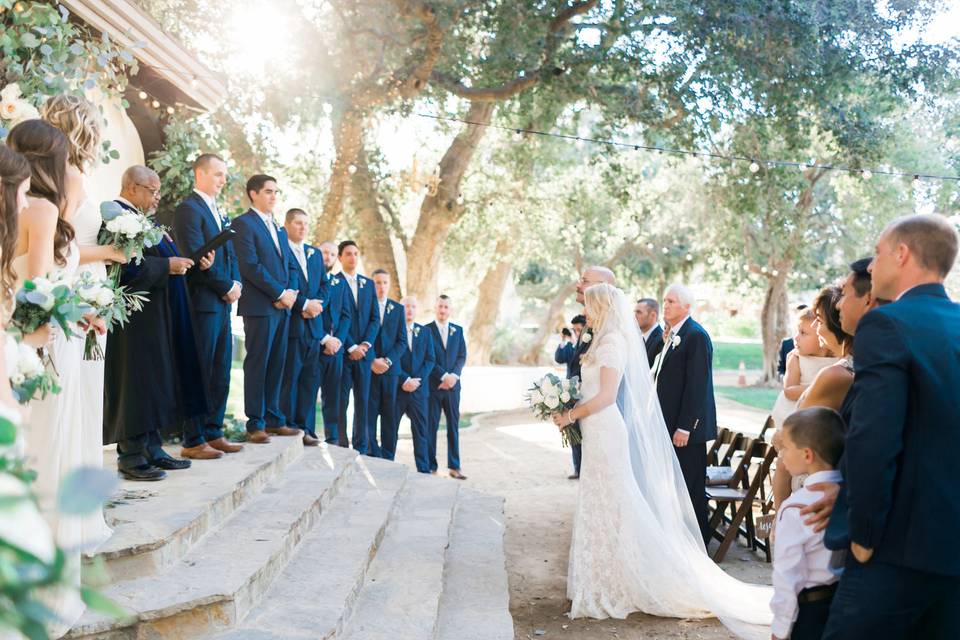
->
[[706, 440, 778, 562], [706, 431, 745, 487], [707, 427, 730, 466], [757, 415, 774, 442]]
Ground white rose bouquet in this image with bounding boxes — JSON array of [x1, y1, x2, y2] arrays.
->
[[98, 201, 165, 284], [10, 275, 92, 339], [525, 372, 583, 446], [5, 334, 59, 404], [0, 83, 41, 132], [74, 272, 148, 360]]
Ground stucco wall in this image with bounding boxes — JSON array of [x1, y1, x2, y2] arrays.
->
[[85, 89, 145, 207]]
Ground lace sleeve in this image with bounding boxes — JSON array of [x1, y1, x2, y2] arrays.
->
[[592, 334, 628, 373]]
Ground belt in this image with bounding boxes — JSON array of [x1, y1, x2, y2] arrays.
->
[[797, 583, 837, 604]]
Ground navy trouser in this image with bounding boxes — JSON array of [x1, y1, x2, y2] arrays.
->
[[428, 388, 461, 471], [368, 373, 399, 459], [118, 429, 167, 469], [242, 313, 288, 432], [338, 356, 372, 453], [571, 442, 582, 475], [396, 390, 430, 473], [193, 306, 232, 442], [319, 349, 344, 443], [281, 335, 323, 436]]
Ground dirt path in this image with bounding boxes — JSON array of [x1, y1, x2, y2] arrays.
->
[[395, 407, 772, 640]]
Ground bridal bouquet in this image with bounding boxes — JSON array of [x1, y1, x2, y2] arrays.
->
[[5, 334, 59, 404], [98, 201, 165, 283], [526, 373, 583, 446], [74, 272, 148, 360], [11, 276, 92, 340]]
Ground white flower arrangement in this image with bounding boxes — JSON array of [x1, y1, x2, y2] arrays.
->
[[670, 334, 681, 349], [386, 303, 394, 314], [6, 333, 59, 404], [449, 325, 457, 335], [525, 372, 582, 446], [358, 277, 366, 288], [0, 83, 42, 128], [306, 247, 316, 259], [413, 324, 421, 337], [330, 276, 341, 287], [581, 330, 592, 343]]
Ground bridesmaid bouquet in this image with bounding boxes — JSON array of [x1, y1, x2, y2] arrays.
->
[[98, 201, 165, 284], [74, 272, 148, 360], [5, 334, 59, 404], [10, 276, 92, 340], [526, 373, 582, 446]]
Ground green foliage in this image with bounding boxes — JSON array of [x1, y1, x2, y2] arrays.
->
[[715, 385, 780, 412]]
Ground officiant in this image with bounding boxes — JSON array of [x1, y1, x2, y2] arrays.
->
[[103, 165, 216, 481]]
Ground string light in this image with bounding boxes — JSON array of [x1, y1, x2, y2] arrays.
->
[[862, 169, 872, 180], [347, 164, 358, 174], [138, 90, 148, 100], [151, 100, 160, 108], [749, 161, 760, 173]]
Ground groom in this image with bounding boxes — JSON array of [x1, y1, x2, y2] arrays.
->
[[653, 283, 717, 546]]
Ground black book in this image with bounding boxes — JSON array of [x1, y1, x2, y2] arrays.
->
[[188, 228, 236, 263]]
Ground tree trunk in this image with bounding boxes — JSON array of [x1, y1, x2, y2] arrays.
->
[[350, 143, 402, 299], [467, 238, 513, 365], [314, 107, 364, 244], [405, 101, 494, 300], [759, 273, 789, 384], [520, 283, 577, 365]]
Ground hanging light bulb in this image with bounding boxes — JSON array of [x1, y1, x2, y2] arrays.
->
[[138, 91, 148, 100], [323, 103, 333, 115], [151, 100, 160, 108], [749, 161, 760, 173], [685, 253, 694, 261], [862, 169, 872, 180], [760, 266, 768, 274], [646, 242, 655, 250], [742, 264, 750, 272], [772, 269, 780, 277], [166, 106, 175, 115], [661, 247, 669, 255], [347, 164, 357, 175], [190, 76, 199, 88], [912, 174, 921, 187]]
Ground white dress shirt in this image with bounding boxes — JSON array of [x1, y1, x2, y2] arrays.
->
[[770, 469, 844, 639], [251, 207, 280, 252], [289, 240, 308, 282], [655, 314, 691, 433], [344, 272, 359, 303], [436, 321, 449, 349], [194, 189, 222, 230], [407, 322, 414, 352], [378, 299, 387, 323]]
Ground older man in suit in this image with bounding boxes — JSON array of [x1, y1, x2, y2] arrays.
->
[[652, 283, 717, 545], [822, 215, 960, 640], [634, 297, 663, 368]]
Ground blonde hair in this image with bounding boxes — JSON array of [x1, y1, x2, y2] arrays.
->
[[41, 94, 102, 171], [581, 283, 618, 364]]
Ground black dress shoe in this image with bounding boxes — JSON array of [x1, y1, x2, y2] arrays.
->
[[119, 464, 167, 481], [568, 474, 580, 480], [149, 456, 192, 470]]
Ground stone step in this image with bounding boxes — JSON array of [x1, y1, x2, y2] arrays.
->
[[436, 488, 513, 640], [68, 444, 358, 639], [90, 436, 305, 583], [209, 456, 411, 640], [336, 474, 461, 640]]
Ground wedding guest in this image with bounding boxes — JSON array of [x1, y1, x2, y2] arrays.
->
[[653, 283, 717, 545], [172, 153, 243, 455], [554, 313, 585, 371], [635, 297, 663, 368], [367, 269, 406, 459], [427, 294, 467, 479], [280, 208, 326, 446], [771, 408, 845, 640], [395, 295, 435, 473], [232, 174, 299, 444], [796, 286, 853, 412], [336, 240, 380, 453], [317, 240, 350, 444], [822, 214, 960, 639], [104, 166, 215, 479]]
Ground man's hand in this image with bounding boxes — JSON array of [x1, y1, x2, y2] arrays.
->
[[222, 282, 242, 304], [198, 250, 215, 271], [168, 256, 194, 275], [348, 345, 367, 361], [323, 337, 342, 355], [672, 430, 690, 447], [800, 482, 840, 532], [851, 542, 873, 563], [301, 299, 322, 319], [277, 289, 298, 310], [371, 357, 390, 375], [402, 378, 421, 393]]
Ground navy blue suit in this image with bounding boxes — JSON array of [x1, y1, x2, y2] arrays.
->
[[824, 284, 960, 640], [777, 337, 795, 377], [395, 323, 435, 473], [231, 209, 293, 433], [654, 317, 717, 544], [337, 273, 381, 454], [368, 298, 407, 459], [554, 334, 589, 475], [644, 325, 664, 369], [318, 274, 350, 444], [281, 244, 328, 437], [427, 321, 467, 471], [172, 191, 239, 442]]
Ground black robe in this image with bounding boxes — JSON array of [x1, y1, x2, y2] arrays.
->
[[103, 204, 209, 445]]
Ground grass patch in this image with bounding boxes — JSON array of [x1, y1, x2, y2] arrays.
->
[[715, 385, 779, 412], [713, 342, 763, 370]]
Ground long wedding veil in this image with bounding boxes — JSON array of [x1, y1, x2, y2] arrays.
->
[[592, 285, 772, 639]]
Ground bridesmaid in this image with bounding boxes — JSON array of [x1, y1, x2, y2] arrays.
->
[[43, 94, 126, 549]]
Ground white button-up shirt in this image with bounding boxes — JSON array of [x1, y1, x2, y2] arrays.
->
[[194, 189, 222, 230], [252, 207, 280, 252], [344, 272, 359, 303], [289, 240, 308, 282], [770, 469, 844, 639]]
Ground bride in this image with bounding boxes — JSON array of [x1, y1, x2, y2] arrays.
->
[[551, 282, 772, 638]]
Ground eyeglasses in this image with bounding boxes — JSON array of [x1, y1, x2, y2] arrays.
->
[[578, 277, 602, 286], [136, 183, 162, 197]]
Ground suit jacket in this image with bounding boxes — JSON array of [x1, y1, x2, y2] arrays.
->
[[398, 323, 436, 398], [373, 298, 407, 377], [654, 317, 718, 443], [555, 332, 591, 382], [287, 244, 327, 340], [342, 273, 380, 361], [231, 209, 293, 317], [321, 273, 351, 347], [644, 325, 664, 369], [844, 283, 960, 576], [171, 192, 240, 312], [777, 337, 795, 377], [428, 321, 467, 392]]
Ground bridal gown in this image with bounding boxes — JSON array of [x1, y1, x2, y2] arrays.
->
[[13, 240, 87, 636]]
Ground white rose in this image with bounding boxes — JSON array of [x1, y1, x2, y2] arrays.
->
[[581, 331, 592, 343], [531, 389, 544, 405], [544, 394, 561, 409], [105, 218, 123, 234], [560, 390, 571, 404], [0, 98, 39, 125], [0, 83, 23, 102], [17, 343, 44, 377], [95, 289, 115, 307]]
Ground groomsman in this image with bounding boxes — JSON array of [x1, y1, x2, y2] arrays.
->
[[427, 295, 467, 480], [395, 296, 435, 473], [171, 153, 243, 457], [653, 283, 717, 545], [634, 297, 663, 368], [280, 209, 326, 446], [367, 269, 406, 459], [317, 241, 350, 444], [822, 215, 960, 639], [337, 241, 381, 454], [231, 174, 300, 443]]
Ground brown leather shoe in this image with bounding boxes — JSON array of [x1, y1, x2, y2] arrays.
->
[[266, 426, 302, 436], [207, 437, 244, 453], [448, 469, 467, 480], [302, 434, 320, 446], [248, 430, 271, 444], [180, 444, 224, 460]]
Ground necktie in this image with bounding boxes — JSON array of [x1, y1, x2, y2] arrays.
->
[[379, 302, 385, 323], [407, 326, 413, 351], [295, 245, 308, 281], [653, 330, 674, 383], [211, 202, 222, 231], [347, 276, 358, 303], [440, 324, 448, 349]]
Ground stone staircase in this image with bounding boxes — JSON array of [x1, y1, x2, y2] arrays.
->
[[70, 438, 512, 640]]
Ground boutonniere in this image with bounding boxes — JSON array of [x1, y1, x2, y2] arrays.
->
[[449, 326, 457, 335], [670, 334, 681, 349], [413, 325, 421, 337], [330, 276, 341, 287], [358, 278, 366, 289], [386, 302, 394, 314], [306, 247, 315, 259], [581, 330, 593, 344]]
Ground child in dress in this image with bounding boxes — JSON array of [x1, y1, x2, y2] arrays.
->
[[771, 407, 845, 640]]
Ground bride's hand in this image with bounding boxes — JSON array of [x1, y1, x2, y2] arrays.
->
[[106, 245, 129, 264], [23, 323, 53, 349], [551, 413, 566, 429]]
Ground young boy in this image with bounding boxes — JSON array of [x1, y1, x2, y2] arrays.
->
[[771, 407, 846, 640]]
